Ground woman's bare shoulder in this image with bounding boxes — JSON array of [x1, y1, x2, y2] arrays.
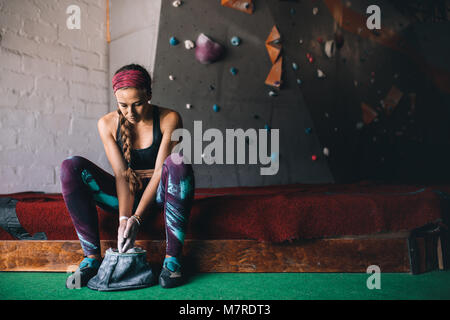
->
[[98, 111, 119, 139], [156, 105, 182, 129]]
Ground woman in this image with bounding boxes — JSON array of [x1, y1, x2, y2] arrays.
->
[[61, 64, 195, 289]]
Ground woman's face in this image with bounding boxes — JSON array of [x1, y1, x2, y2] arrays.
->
[[115, 87, 151, 124]]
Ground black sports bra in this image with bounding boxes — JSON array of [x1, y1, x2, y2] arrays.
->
[[115, 105, 162, 170]]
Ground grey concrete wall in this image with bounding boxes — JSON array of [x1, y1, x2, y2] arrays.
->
[[0, 0, 109, 193], [108, 0, 161, 111]]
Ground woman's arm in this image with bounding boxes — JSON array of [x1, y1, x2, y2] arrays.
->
[[97, 116, 134, 218], [133, 110, 183, 221]]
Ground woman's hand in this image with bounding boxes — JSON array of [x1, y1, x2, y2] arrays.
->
[[117, 219, 128, 253], [118, 216, 140, 253]]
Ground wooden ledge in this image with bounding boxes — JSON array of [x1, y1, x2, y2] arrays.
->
[[0, 237, 411, 273]]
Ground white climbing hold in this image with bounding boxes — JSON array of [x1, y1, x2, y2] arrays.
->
[[317, 69, 326, 78], [313, 7, 318, 15], [186, 104, 192, 109], [169, 74, 175, 81], [184, 40, 195, 49], [172, 0, 182, 7], [324, 40, 336, 58], [323, 147, 330, 157]]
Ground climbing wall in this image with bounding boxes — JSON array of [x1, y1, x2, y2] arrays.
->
[[151, 0, 334, 188], [151, 0, 450, 187]]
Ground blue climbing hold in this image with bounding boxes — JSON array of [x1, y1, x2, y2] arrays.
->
[[296, 78, 302, 85], [292, 62, 298, 70], [264, 124, 271, 131], [231, 36, 241, 46], [170, 37, 179, 46], [230, 67, 238, 75], [213, 104, 220, 112], [305, 127, 312, 134]]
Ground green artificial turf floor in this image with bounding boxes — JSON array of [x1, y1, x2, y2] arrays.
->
[[1, 271, 450, 300]]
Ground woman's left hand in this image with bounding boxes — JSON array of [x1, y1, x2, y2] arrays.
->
[[121, 216, 140, 253]]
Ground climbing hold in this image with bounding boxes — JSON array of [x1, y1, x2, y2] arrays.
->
[[169, 74, 175, 81], [324, 112, 329, 118], [296, 79, 302, 85], [209, 84, 215, 91], [324, 40, 336, 58], [317, 37, 323, 44], [290, 8, 296, 15], [292, 62, 298, 70], [172, 0, 182, 7], [230, 67, 238, 75], [306, 53, 314, 63], [231, 36, 241, 46], [305, 127, 312, 134], [323, 147, 330, 157], [299, 39, 303, 44], [213, 104, 220, 112], [195, 33, 225, 64], [311, 155, 317, 161], [221, 0, 254, 14], [361, 102, 378, 125], [317, 69, 326, 78], [269, 90, 278, 97], [265, 57, 283, 88], [265, 26, 282, 64], [264, 124, 271, 131], [184, 40, 195, 49], [312, 7, 318, 15], [186, 104, 192, 109], [383, 85, 403, 116], [169, 37, 179, 46]]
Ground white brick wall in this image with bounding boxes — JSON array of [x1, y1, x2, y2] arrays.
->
[[0, 0, 110, 194]]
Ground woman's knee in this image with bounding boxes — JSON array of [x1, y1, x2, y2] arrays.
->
[[60, 156, 88, 183], [163, 152, 193, 173]]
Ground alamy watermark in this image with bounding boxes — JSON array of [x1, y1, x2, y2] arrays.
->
[[66, 5, 81, 30], [366, 5, 381, 30], [170, 121, 279, 176], [366, 265, 381, 290]]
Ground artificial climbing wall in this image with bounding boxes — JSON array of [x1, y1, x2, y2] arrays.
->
[[151, 0, 336, 188], [135, 0, 450, 187]]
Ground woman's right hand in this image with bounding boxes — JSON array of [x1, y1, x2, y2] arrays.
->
[[117, 219, 128, 253]]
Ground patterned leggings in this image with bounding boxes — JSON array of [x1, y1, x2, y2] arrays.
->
[[60, 153, 195, 258]]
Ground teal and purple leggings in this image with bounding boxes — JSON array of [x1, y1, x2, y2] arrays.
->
[[60, 153, 195, 258]]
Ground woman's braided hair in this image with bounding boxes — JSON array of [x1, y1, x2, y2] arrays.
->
[[114, 64, 152, 194]]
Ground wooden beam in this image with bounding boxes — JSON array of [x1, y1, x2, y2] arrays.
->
[[0, 236, 411, 273]]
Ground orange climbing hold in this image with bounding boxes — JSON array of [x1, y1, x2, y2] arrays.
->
[[265, 26, 282, 64], [221, 0, 254, 14], [265, 56, 282, 88]]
